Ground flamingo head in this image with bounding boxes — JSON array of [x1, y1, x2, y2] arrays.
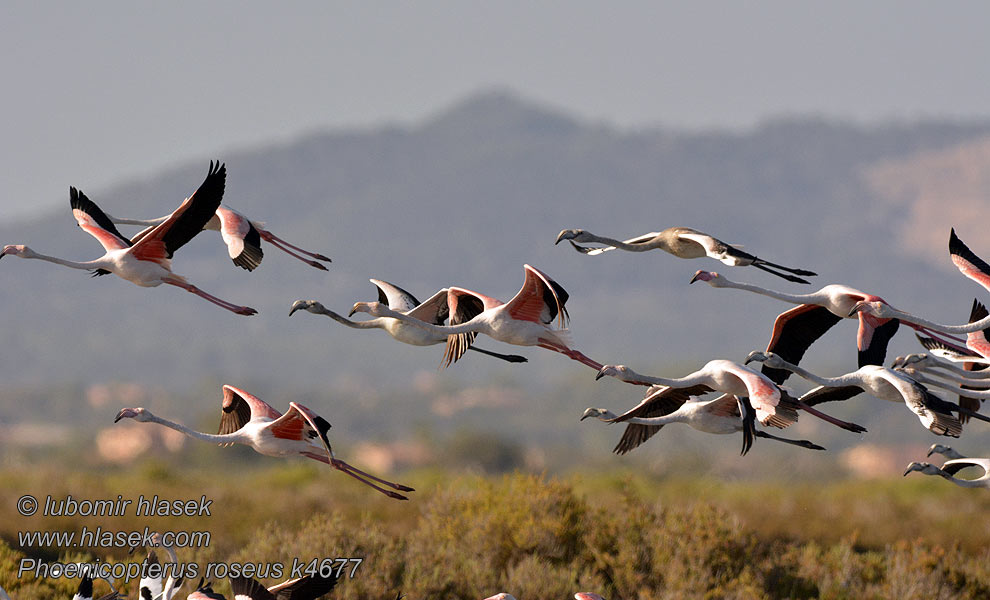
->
[[689, 270, 721, 285], [554, 229, 588, 244], [289, 299, 326, 316], [903, 461, 943, 477], [575, 594, 607, 600], [580, 407, 613, 421], [927, 444, 962, 459], [595, 364, 629, 381], [847, 300, 890, 318], [744, 350, 782, 368], [483, 595, 518, 600], [114, 407, 151, 423], [0, 244, 31, 259], [891, 353, 930, 369], [349, 301, 383, 317]]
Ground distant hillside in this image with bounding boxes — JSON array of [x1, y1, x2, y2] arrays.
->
[[3, 89, 990, 419]]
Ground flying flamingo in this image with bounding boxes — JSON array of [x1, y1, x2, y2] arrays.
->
[[689, 270, 967, 383], [745, 351, 990, 436], [347, 264, 607, 373], [0, 162, 257, 316], [928, 443, 967, 460], [289, 279, 527, 363], [581, 385, 825, 456], [848, 229, 990, 335], [72, 572, 119, 600], [555, 226, 817, 284], [107, 205, 331, 272], [904, 454, 990, 489], [228, 573, 338, 599], [114, 385, 414, 500], [186, 579, 224, 600], [895, 366, 990, 422], [593, 360, 866, 432], [130, 532, 183, 600]]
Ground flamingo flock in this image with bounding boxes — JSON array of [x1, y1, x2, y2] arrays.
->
[[6, 160, 990, 600]]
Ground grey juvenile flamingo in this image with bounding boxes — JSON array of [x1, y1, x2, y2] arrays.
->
[[556, 226, 817, 283]]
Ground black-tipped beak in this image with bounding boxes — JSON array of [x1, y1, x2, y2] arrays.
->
[[595, 369, 607, 381], [113, 409, 127, 423], [689, 272, 701, 284], [289, 301, 305, 316], [348, 305, 359, 317]]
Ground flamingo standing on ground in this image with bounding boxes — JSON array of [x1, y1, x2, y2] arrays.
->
[[347, 265, 607, 373], [114, 385, 414, 500], [107, 205, 331, 272], [0, 162, 257, 315], [581, 384, 825, 456], [744, 351, 990, 436], [555, 226, 817, 284], [689, 270, 966, 383], [594, 360, 866, 432], [289, 279, 527, 363]]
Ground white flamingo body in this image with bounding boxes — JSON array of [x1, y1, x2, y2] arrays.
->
[[349, 265, 604, 371], [114, 385, 414, 500], [595, 359, 797, 428], [555, 226, 817, 284], [290, 280, 527, 363], [0, 162, 256, 316], [745, 351, 975, 437]]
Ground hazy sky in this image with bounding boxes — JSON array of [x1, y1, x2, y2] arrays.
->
[[4, 1, 990, 221]]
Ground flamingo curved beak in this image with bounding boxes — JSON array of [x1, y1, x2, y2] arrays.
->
[[595, 367, 608, 381], [348, 303, 361, 317], [554, 230, 572, 245]]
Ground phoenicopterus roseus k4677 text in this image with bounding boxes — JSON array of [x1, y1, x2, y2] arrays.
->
[[107, 204, 331, 272], [114, 385, 414, 500], [0, 162, 257, 316], [290, 278, 527, 363], [555, 226, 817, 283], [347, 264, 608, 373]]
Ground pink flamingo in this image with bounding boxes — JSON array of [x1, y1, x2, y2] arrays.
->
[[108, 205, 331, 272], [114, 385, 414, 500], [0, 162, 256, 316], [348, 264, 607, 373], [595, 359, 866, 433], [689, 270, 965, 384]]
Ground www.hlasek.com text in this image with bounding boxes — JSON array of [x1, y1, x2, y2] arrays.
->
[[18, 527, 210, 550]]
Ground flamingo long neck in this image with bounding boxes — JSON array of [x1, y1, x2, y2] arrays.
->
[[930, 361, 990, 378], [885, 307, 990, 334], [718, 277, 825, 306], [21, 251, 105, 272], [619, 367, 707, 388], [914, 367, 990, 388], [937, 469, 985, 488], [908, 372, 990, 399], [372, 304, 481, 335], [320, 309, 385, 330], [622, 414, 684, 426], [765, 357, 846, 388], [586, 232, 651, 252], [147, 413, 236, 445]]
